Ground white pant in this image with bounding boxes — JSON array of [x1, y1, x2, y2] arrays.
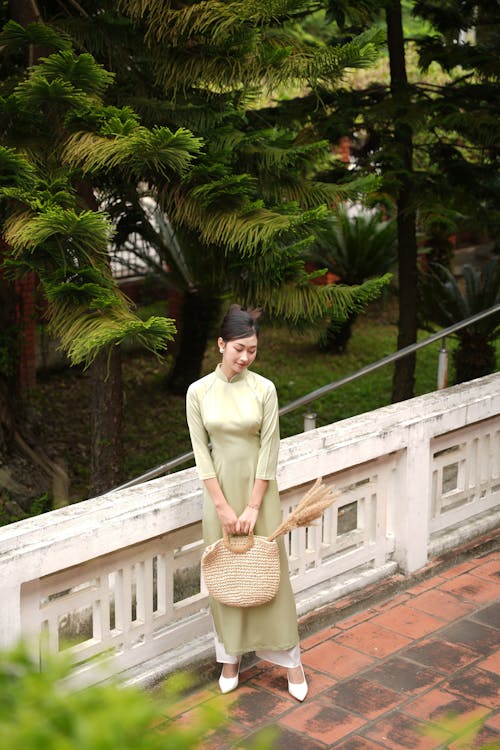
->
[[214, 631, 301, 668]]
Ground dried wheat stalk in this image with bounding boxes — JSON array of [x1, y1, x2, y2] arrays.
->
[[267, 477, 339, 541]]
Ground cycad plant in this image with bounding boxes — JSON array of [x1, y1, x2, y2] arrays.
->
[[310, 207, 397, 352], [418, 260, 500, 383]]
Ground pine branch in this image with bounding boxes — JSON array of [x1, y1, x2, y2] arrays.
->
[[63, 126, 203, 178], [4, 207, 112, 259], [35, 50, 115, 97], [237, 273, 392, 323], [46, 301, 177, 368], [0, 20, 72, 52], [169, 189, 328, 251]]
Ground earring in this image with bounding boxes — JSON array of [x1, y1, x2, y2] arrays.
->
[[219, 347, 224, 354]]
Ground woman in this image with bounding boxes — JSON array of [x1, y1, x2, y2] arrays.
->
[[186, 304, 308, 701]]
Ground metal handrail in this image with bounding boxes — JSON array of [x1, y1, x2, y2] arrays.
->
[[114, 303, 499, 491]]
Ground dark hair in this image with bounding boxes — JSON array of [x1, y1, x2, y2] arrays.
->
[[219, 304, 261, 342]]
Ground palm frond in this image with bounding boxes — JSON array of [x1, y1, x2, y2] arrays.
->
[[311, 207, 397, 284]]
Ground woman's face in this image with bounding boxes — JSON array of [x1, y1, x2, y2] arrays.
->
[[218, 334, 258, 380]]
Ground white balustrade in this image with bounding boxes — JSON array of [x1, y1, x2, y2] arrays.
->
[[0, 372, 498, 688]]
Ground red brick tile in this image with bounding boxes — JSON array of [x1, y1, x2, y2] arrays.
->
[[407, 576, 447, 595], [478, 652, 500, 675], [470, 601, 500, 628], [365, 712, 450, 749], [445, 667, 500, 709], [239, 663, 264, 684], [473, 559, 500, 583], [164, 698, 243, 747], [248, 662, 336, 699], [374, 593, 412, 612], [228, 684, 295, 727], [437, 619, 498, 657], [279, 701, 366, 745], [439, 573, 500, 603], [301, 640, 375, 679], [371, 604, 446, 638], [335, 620, 412, 658], [335, 737, 388, 750], [410, 588, 475, 621], [361, 656, 442, 695], [302, 627, 340, 650], [403, 687, 491, 723], [485, 711, 500, 732], [336, 608, 378, 630], [440, 560, 479, 578], [325, 676, 407, 719], [403, 638, 479, 673]]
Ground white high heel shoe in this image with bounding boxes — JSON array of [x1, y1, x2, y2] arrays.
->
[[287, 665, 308, 702], [218, 663, 240, 694]]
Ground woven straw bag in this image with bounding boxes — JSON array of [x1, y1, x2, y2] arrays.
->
[[201, 529, 280, 608], [201, 479, 339, 609]]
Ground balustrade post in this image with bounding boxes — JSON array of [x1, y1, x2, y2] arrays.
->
[[303, 408, 317, 431], [437, 338, 449, 389], [0, 584, 22, 649], [393, 421, 432, 573]]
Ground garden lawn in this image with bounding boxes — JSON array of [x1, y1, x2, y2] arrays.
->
[[32, 299, 496, 506]]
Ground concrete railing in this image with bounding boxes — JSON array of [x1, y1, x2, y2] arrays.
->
[[0, 373, 498, 688]]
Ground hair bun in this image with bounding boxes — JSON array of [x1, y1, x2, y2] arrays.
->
[[219, 304, 261, 342], [247, 307, 262, 321]]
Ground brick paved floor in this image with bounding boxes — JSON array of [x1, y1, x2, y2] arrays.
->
[[153, 537, 500, 749]]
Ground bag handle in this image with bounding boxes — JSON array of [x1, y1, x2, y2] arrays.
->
[[223, 529, 254, 553]]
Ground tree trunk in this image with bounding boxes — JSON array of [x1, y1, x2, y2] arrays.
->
[[318, 315, 356, 354], [386, 2, 418, 404], [166, 291, 222, 395], [89, 345, 124, 497], [0, 276, 69, 517], [0, 276, 20, 454]]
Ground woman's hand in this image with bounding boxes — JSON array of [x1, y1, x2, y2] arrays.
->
[[237, 505, 259, 535], [217, 502, 240, 535]]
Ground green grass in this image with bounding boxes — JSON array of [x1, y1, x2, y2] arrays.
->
[[121, 299, 474, 485], [33, 297, 498, 501]]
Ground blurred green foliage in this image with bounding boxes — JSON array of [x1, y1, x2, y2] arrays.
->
[[0, 644, 276, 750]]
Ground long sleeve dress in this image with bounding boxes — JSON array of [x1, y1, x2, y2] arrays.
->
[[186, 364, 299, 656]]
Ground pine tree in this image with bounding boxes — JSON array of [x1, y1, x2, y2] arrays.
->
[[0, 16, 202, 500], [264, 0, 499, 400], [106, 0, 388, 391]]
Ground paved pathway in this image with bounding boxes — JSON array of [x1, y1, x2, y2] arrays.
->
[[154, 534, 499, 749]]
